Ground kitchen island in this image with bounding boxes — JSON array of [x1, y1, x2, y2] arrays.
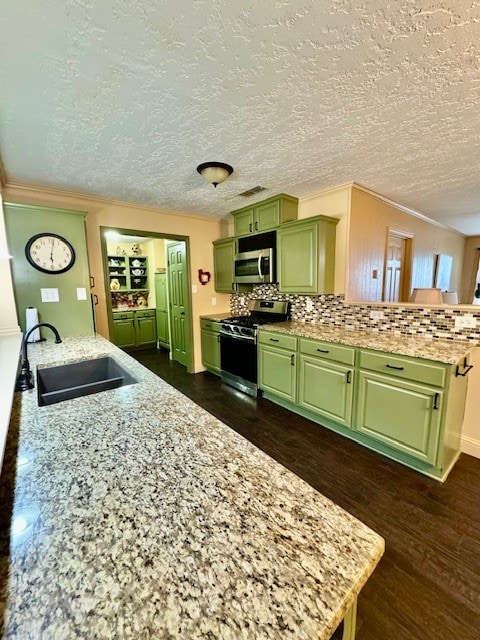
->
[[0, 335, 383, 639]]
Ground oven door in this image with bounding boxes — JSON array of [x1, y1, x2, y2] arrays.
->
[[220, 333, 258, 395]]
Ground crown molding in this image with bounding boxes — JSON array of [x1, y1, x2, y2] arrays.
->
[[350, 182, 466, 237], [3, 181, 222, 223]]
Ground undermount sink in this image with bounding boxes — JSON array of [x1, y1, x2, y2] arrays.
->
[[37, 356, 138, 406]]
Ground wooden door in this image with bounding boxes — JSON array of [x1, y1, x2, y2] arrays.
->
[[167, 242, 191, 368]]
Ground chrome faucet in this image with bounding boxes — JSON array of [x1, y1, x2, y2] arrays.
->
[[15, 323, 62, 391]]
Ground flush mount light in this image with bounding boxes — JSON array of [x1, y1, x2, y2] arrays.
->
[[197, 162, 233, 188]]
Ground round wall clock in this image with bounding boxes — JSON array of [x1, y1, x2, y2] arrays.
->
[[25, 233, 76, 274]]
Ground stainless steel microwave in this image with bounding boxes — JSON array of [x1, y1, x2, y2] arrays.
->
[[234, 248, 275, 284]]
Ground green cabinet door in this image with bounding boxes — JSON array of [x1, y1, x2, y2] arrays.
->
[[113, 315, 136, 348], [356, 371, 442, 465], [213, 238, 237, 293], [201, 329, 221, 374], [234, 208, 255, 235], [136, 311, 157, 347], [277, 216, 338, 294], [298, 355, 354, 427], [258, 344, 297, 402], [254, 199, 280, 232], [232, 194, 298, 236]]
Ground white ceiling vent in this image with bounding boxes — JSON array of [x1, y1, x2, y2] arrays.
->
[[237, 186, 267, 198]]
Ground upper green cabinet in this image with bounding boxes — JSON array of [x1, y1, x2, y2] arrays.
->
[[277, 215, 338, 294], [213, 237, 237, 293], [232, 194, 298, 236]]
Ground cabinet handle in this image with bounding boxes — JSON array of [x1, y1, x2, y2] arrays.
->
[[249, 223, 252, 232], [317, 348, 329, 353], [290, 354, 295, 366], [269, 338, 279, 342], [90, 275, 95, 288], [346, 370, 352, 384], [386, 364, 404, 371], [433, 393, 440, 410], [255, 221, 259, 230], [205, 323, 211, 328]]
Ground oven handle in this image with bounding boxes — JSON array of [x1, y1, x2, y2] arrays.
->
[[220, 331, 257, 344]]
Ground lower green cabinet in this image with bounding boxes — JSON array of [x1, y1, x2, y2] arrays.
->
[[258, 329, 469, 481], [258, 331, 297, 403], [113, 312, 136, 348], [356, 371, 442, 465], [113, 309, 156, 350], [299, 355, 354, 427], [200, 318, 221, 375]]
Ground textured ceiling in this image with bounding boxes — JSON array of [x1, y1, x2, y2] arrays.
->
[[1, 0, 480, 234]]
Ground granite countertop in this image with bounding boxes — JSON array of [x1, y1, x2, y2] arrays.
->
[[262, 322, 476, 365], [200, 312, 232, 322], [0, 335, 384, 640]]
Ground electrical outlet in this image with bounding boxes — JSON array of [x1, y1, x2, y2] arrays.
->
[[370, 310, 384, 321], [305, 297, 314, 312], [455, 314, 477, 329]]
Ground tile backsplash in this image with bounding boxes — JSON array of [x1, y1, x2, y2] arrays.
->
[[231, 286, 480, 342]]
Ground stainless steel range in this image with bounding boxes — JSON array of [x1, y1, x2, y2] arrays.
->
[[219, 299, 290, 397]]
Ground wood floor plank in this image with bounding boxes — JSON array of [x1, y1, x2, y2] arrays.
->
[[132, 349, 480, 640]]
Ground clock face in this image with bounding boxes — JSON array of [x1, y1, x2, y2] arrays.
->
[[25, 233, 76, 274]]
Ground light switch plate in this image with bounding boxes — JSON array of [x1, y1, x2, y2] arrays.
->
[[305, 297, 314, 312], [41, 288, 59, 303], [192, 284, 198, 294], [76, 287, 87, 300], [211, 297, 217, 306]]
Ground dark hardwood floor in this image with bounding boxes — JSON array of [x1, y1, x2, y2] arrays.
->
[[132, 348, 480, 640]]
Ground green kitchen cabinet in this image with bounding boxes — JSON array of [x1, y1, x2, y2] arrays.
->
[[155, 272, 170, 349], [232, 194, 298, 236], [113, 309, 156, 349], [135, 310, 157, 347], [355, 370, 442, 465], [257, 329, 469, 481], [213, 237, 237, 293], [258, 331, 298, 402], [200, 318, 221, 375], [113, 311, 136, 348], [277, 215, 338, 294], [298, 338, 355, 427]]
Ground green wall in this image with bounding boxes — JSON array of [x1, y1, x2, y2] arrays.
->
[[4, 203, 94, 337]]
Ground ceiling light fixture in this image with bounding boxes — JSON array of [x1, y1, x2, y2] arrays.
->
[[197, 162, 233, 188]]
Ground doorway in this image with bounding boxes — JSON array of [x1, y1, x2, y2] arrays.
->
[[100, 227, 194, 372], [383, 230, 414, 302]]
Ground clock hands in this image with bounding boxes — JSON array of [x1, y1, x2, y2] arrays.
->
[[50, 238, 55, 265]]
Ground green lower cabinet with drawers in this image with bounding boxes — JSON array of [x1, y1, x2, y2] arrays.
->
[[113, 309, 157, 350], [258, 330, 469, 481], [200, 318, 221, 375]]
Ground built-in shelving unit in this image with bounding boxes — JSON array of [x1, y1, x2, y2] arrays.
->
[[108, 255, 149, 291]]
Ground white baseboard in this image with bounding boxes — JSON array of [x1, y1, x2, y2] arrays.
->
[[461, 435, 480, 459]]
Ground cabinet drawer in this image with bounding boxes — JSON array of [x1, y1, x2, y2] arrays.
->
[[299, 338, 355, 366], [136, 310, 155, 319], [113, 311, 134, 320], [259, 331, 297, 351], [359, 349, 446, 387], [200, 318, 221, 332]]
